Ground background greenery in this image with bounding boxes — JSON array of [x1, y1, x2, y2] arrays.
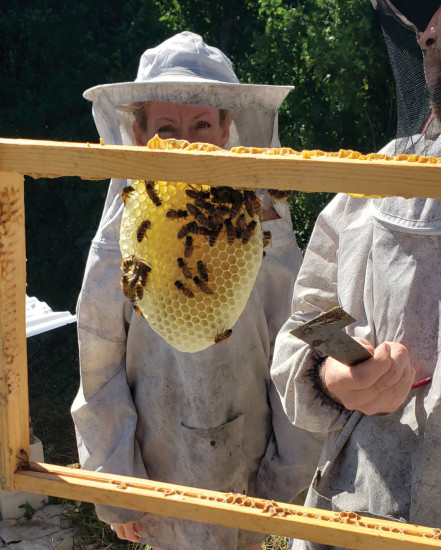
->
[[1, 0, 395, 313], [1, 0, 397, 545]]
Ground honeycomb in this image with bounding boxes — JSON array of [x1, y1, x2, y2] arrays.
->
[[120, 136, 266, 353]]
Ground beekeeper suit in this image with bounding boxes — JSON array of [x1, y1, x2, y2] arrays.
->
[[72, 32, 322, 550], [271, 3, 441, 549]]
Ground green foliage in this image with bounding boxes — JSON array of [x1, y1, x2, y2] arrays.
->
[[1, 0, 394, 307], [240, 0, 395, 152], [18, 501, 37, 520]]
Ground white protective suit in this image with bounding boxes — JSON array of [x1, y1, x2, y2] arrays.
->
[[272, 130, 441, 550], [72, 32, 322, 550]]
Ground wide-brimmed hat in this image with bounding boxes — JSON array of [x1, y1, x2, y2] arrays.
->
[[83, 31, 293, 148]]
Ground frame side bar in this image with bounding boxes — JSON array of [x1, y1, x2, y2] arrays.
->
[[0, 171, 29, 490]]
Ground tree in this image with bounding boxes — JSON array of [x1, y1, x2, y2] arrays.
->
[[0, 0, 394, 305]]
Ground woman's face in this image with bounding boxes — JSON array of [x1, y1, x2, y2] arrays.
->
[[133, 102, 229, 147]]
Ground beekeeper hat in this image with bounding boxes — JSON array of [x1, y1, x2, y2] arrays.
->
[[372, 0, 441, 32], [372, 0, 441, 154], [83, 31, 293, 148]]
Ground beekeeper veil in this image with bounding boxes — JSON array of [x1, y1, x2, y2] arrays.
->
[[83, 31, 292, 149], [372, 0, 441, 155], [83, 31, 294, 247]]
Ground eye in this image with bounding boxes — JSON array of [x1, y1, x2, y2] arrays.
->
[[195, 121, 211, 130], [157, 125, 176, 134]]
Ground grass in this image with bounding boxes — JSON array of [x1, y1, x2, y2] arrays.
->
[[27, 324, 290, 549]]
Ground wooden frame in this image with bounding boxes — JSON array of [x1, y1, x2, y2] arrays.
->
[[1, 137, 441, 549]]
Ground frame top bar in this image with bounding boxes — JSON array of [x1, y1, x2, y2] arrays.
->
[[1, 137, 441, 199]]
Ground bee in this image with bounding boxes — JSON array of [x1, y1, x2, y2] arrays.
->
[[208, 227, 221, 247], [211, 186, 238, 204], [214, 328, 233, 344], [138, 261, 152, 287], [186, 203, 201, 217], [185, 186, 210, 200], [196, 260, 209, 281], [136, 219, 151, 243], [193, 276, 213, 294], [235, 213, 247, 238], [121, 185, 135, 203], [194, 198, 214, 211], [166, 209, 188, 220], [177, 257, 192, 278], [244, 190, 262, 217], [17, 449, 30, 469], [210, 208, 225, 226], [145, 180, 162, 206], [268, 189, 292, 201], [184, 236, 194, 258], [121, 274, 136, 301], [196, 226, 211, 236], [135, 283, 144, 300], [224, 219, 236, 244], [175, 279, 195, 298], [133, 304, 145, 317], [177, 221, 199, 239], [242, 220, 257, 244], [262, 230, 272, 248], [121, 257, 135, 273]]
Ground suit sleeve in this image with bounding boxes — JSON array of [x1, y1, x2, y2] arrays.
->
[[72, 241, 147, 524]]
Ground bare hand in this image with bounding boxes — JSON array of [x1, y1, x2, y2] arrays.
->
[[112, 521, 142, 542], [321, 339, 415, 415]]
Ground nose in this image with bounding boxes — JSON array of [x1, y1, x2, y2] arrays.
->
[[419, 11, 440, 50]]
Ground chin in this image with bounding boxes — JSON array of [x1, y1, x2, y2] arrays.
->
[[430, 75, 441, 122]]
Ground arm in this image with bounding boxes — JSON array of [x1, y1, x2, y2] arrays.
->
[[72, 242, 147, 525], [272, 195, 415, 432], [271, 195, 355, 433]]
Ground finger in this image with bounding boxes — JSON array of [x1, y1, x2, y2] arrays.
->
[[112, 523, 141, 542], [373, 342, 410, 392], [353, 336, 375, 354], [134, 521, 143, 539], [348, 342, 392, 389], [124, 523, 142, 543], [353, 361, 415, 415]]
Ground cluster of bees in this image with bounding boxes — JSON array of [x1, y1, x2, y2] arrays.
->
[[120, 179, 271, 346]]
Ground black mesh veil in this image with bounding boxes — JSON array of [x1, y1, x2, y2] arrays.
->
[[373, 0, 441, 155]]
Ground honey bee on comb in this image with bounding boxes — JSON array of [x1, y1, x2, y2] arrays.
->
[[242, 220, 257, 245], [177, 221, 199, 239], [224, 219, 236, 245], [214, 328, 233, 344], [177, 257, 192, 279], [186, 187, 210, 200], [193, 276, 214, 295], [145, 181, 162, 206], [196, 260, 209, 281], [119, 136, 264, 353], [166, 209, 188, 220], [183, 235, 195, 258], [175, 279, 195, 298], [136, 219, 151, 243], [267, 189, 292, 201], [121, 185, 135, 203]]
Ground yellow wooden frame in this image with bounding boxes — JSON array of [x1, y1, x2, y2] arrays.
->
[[1, 137, 441, 549]]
